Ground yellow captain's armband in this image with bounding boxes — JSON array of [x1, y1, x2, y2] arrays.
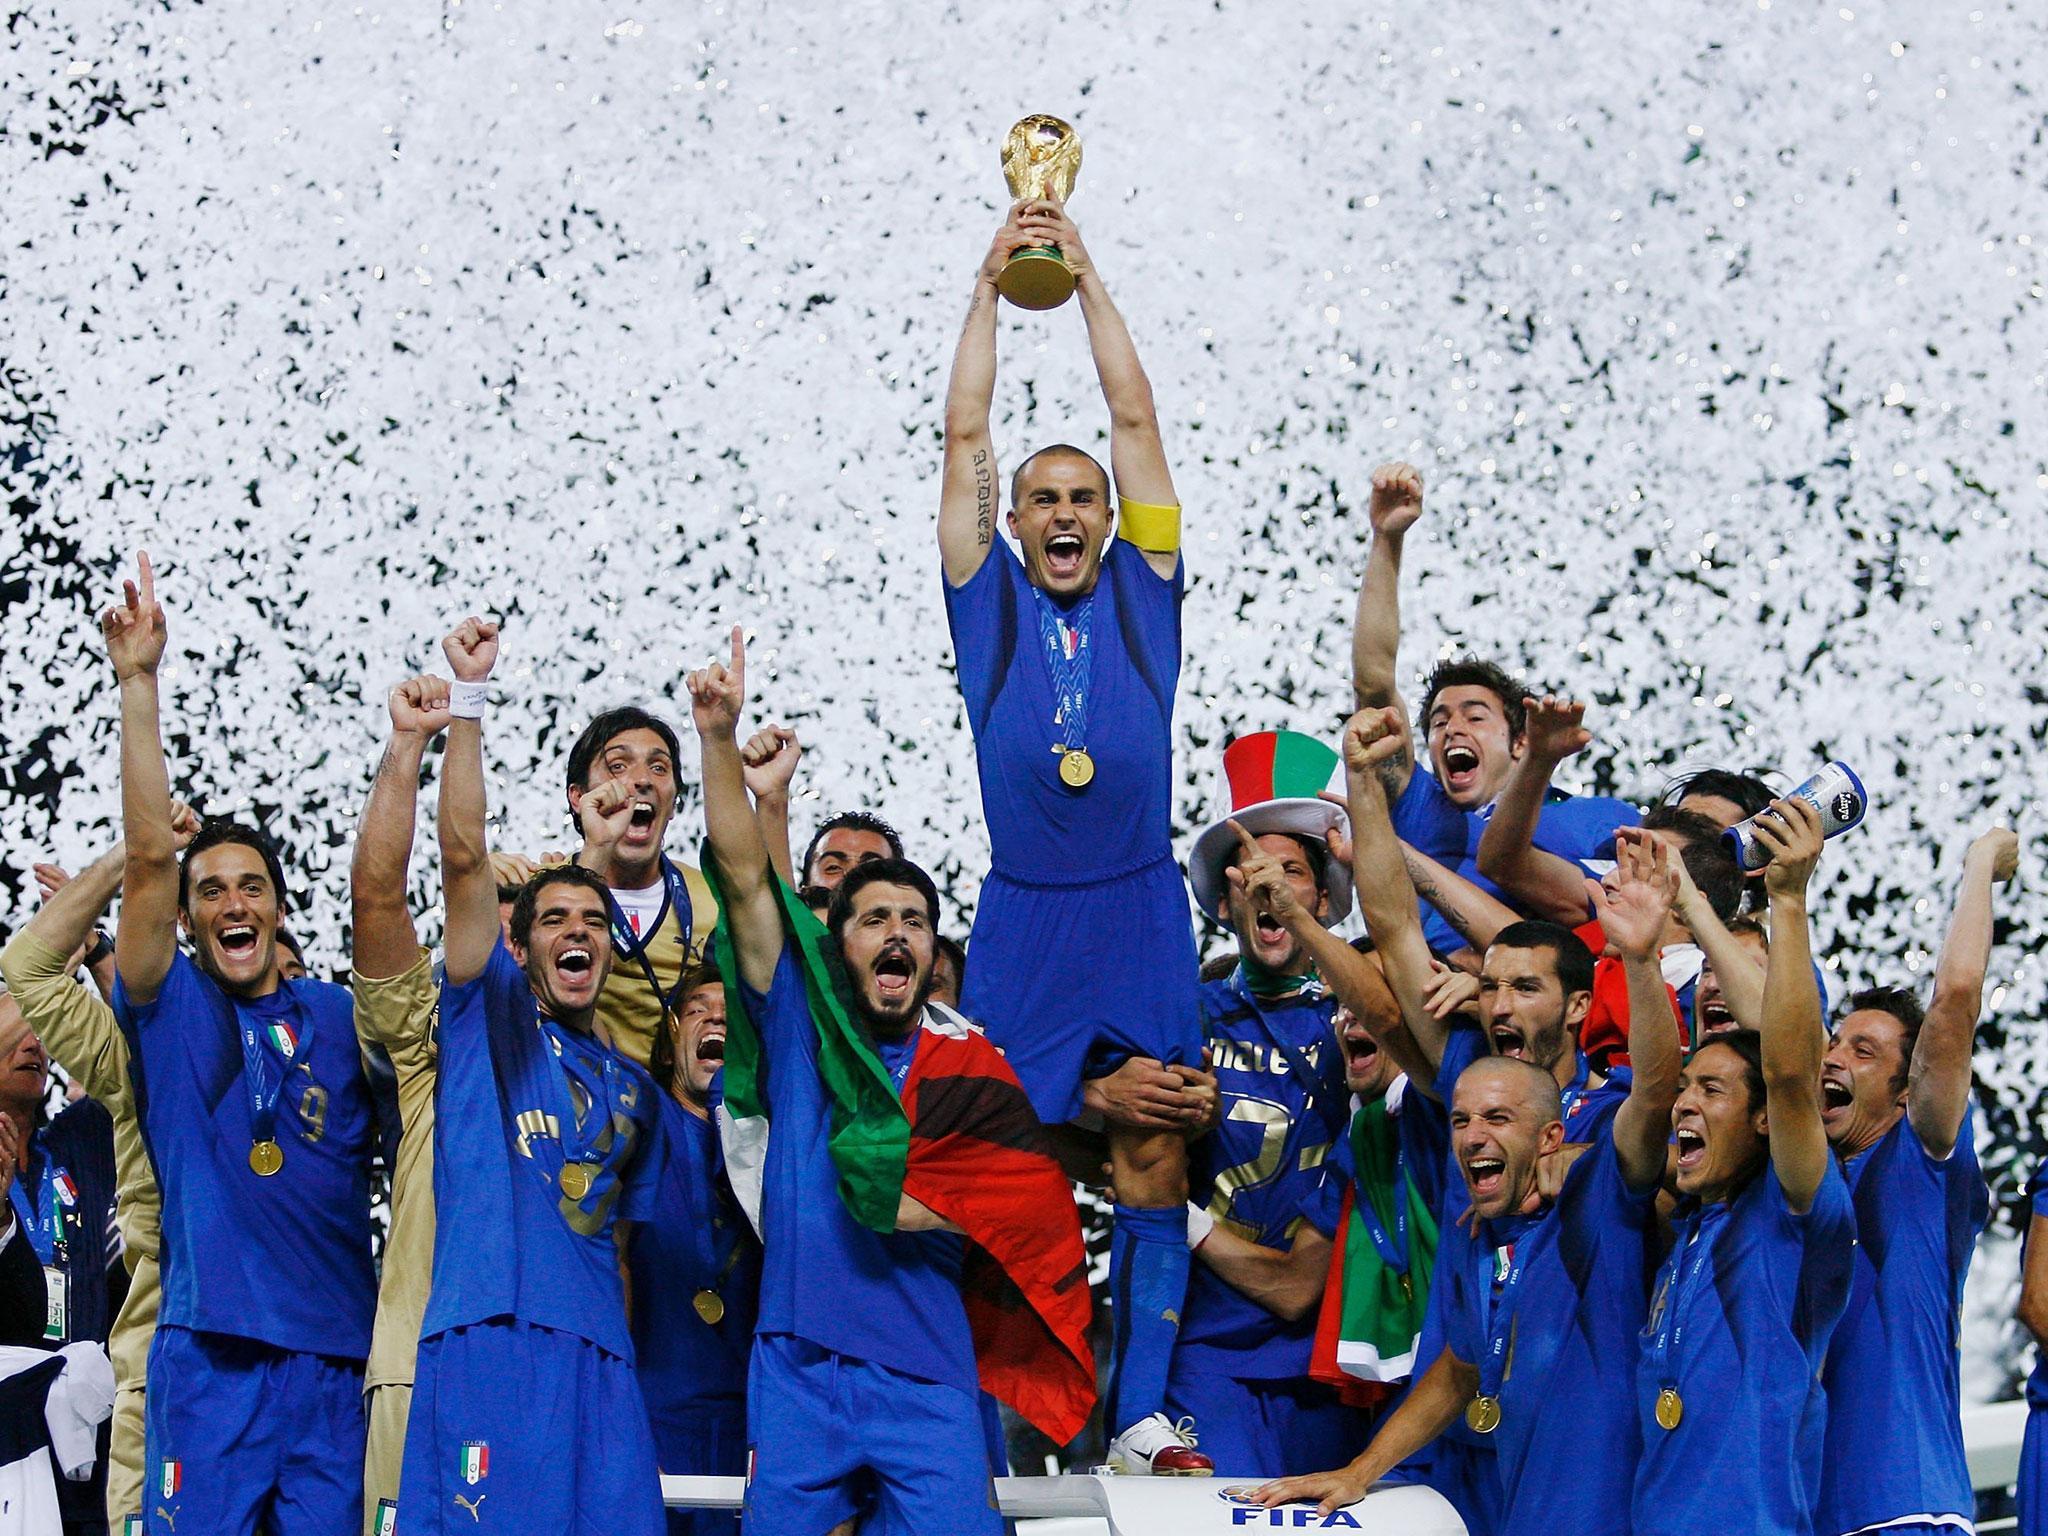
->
[[1117, 498, 1182, 555]]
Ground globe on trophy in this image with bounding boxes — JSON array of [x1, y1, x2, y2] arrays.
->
[[998, 114, 1083, 311]]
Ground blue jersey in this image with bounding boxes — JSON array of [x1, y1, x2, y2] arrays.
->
[[1396, 767, 1639, 954], [630, 1095, 760, 1430], [114, 950, 374, 1357], [1438, 1134, 1656, 1536], [1180, 978, 1350, 1379], [744, 941, 976, 1393], [2030, 1169, 2048, 1412], [421, 941, 665, 1363], [14, 1099, 119, 1347], [1632, 1162, 1855, 1536], [944, 537, 1182, 884], [1817, 1108, 1989, 1533]]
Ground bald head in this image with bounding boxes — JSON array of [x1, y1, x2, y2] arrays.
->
[[1455, 1054, 1563, 1126], [1451, 1055, 1566, 1220]]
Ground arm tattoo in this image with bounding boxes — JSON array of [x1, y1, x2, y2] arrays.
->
[[972, 447, 993, 548], [1402, 850, 1475, 945]]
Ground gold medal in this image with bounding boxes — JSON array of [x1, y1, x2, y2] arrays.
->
[[559, 1162, 595, 1200], [249, 1140, 284, 1177], [1058, 748, 1095, 788], [1464, 1395, 1501, 1434], [1655, 1387, 1683, 1431], [693, 1289, 726, 1326]]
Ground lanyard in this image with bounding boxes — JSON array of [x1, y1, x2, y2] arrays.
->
[[8, 1153, 69, 1268], [1032, 589, 1094, 752], [239, 995, 312, 1149], [541, 1021, 625, 1172], [1351, 1117, 1410, 1275], [1475, 1222, 1535, 1401], [606, 858, 696, 1016], [1646, 1205, 1717, 1389], [1559, 1052, 1592, 1129], [1225, 968, 1348, 1144]]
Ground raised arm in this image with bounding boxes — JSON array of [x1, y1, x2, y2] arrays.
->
[[353, 676, 451, 982], [1399, 840, 1516, 957], [1348, 463, 1423, 799], [938, 213, 1032, 587], [688, 628, 785, 995], [1592, 831, 1685, 1189], [1028, 199, 1179, 577], [1908, 827, 2019, 1159], [437, 620, 502, 987], [1474, 696, 1602, 924], [740, 725, 802, 888], [1676, 860, 1764, 1032], [1752, 798, 1830, 1214], [101, 551, 178, 1003], [1344, 709, 1455, 1083]]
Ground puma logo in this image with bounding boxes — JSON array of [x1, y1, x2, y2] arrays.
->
[[156, 1510, 175, 1532], [454, 1492, 487, 1521]]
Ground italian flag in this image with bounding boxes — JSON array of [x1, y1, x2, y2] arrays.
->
[[159, 1461, 180, 1498], [707, 858, 1097, 1445], [460, 1441, 488, 1484], [267, 1020, 298, 1058]]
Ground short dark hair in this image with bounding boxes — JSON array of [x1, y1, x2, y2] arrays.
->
[[1638, 806, 1744, 922], [509, 864, 615, 950], [179, 819, 290, 914], [1846, 986, 1925, 1088], [276, 928, 306, 967], [1662, 768, 1776, 822], [1420, 658, 1528, 739], [826, 858, 942, 944], [1693, 1028, 1766, 1115], [1010, 443, 1110, 508], [934, 934, 967, 987], [800, 812, 905, 885], [1224, 831, 1330, 897], [1488, 920, 1595, 998], [800, 884, 834, 919], [1725, 913, 1769, 944], [564, 707, 682, 794]]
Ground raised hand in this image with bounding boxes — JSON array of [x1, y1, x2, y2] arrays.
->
[[1522, 694, 1592, 764], [488, 851, 538, 891], [687, 626, 747, 739], [1421, 960, 1481, 1021], [390, 674, 454, 737], [577, 780, 638, 857], [741, 725, 802, 799], [442, 617, 499, 683], [101, 550, 168, 681], [1757, 797, 1825, 898], [1368, 461, 1425, 538], [1591, 828, 1679, 962], [977, 204, 1042, 286], [169, 800, 202, 851], [1966, 826, 2020, 885], [1342, 706, 1406, 781], [1018, 196, 1093, 280], [1223, 819, 1303, 925]]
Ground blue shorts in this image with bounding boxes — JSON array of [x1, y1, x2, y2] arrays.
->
[[2026, 1406, 2048, 1536], [745, 1333, 1002, 1536], [401, 1320, 663, 1536], [1164, 1367, 1366, 1480], [963, 856, 1202, 1124], [143, 1324, 363, 1536], [650, 1398, 745, 1536]]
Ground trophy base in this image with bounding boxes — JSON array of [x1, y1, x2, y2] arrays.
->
[[998, 246, 1076, 310]]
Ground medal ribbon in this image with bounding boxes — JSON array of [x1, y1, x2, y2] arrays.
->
[[1475, 1221, 1538, 1403], [239, 997, 312, 1153], [606, 857, 697, 1016], [540, 1021, 626, 1176], [1645, 1204, 1717, 1394], [1033, 589, 1094, 756], [7, 1156, 68, 1267], [1558, 1051, 1591, 1128]]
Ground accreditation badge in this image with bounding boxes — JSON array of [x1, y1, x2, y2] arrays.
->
[[42, 1265, 66, 1343]]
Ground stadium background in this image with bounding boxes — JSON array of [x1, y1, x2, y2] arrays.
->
[[4, 0, 2045, 1409]]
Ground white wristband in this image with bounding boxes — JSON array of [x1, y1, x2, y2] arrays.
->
[[448, 680, 490, 720], [1185, 1202, 1215, 1251]]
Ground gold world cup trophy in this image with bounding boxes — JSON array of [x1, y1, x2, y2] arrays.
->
[[997, 114, 1083, 311]]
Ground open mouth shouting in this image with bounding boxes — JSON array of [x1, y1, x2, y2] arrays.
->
[[1253, 909, 1287, 948], [695, 1029, 727, 1067], [1043, 532, 1087, 583], [555, 945, 596, 985], [1673, 1123, 1707, 1174], [1819, 1073, 1854, 1125], [625, 799, 659, 839], [217, 924, 261, 964], [1490, 1024, 1528, 1061], [871, 946, 917, 1010], [1698, 993, 1736, 1034], [1440, 741, 1483, 797], [1463, 1152, 1508, 1205]]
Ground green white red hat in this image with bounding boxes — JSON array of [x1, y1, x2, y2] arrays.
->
[[1188, 730, 1353, 926]]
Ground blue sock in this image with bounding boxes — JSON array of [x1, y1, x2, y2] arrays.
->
[[1106, 1203, 1189, 1434]]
